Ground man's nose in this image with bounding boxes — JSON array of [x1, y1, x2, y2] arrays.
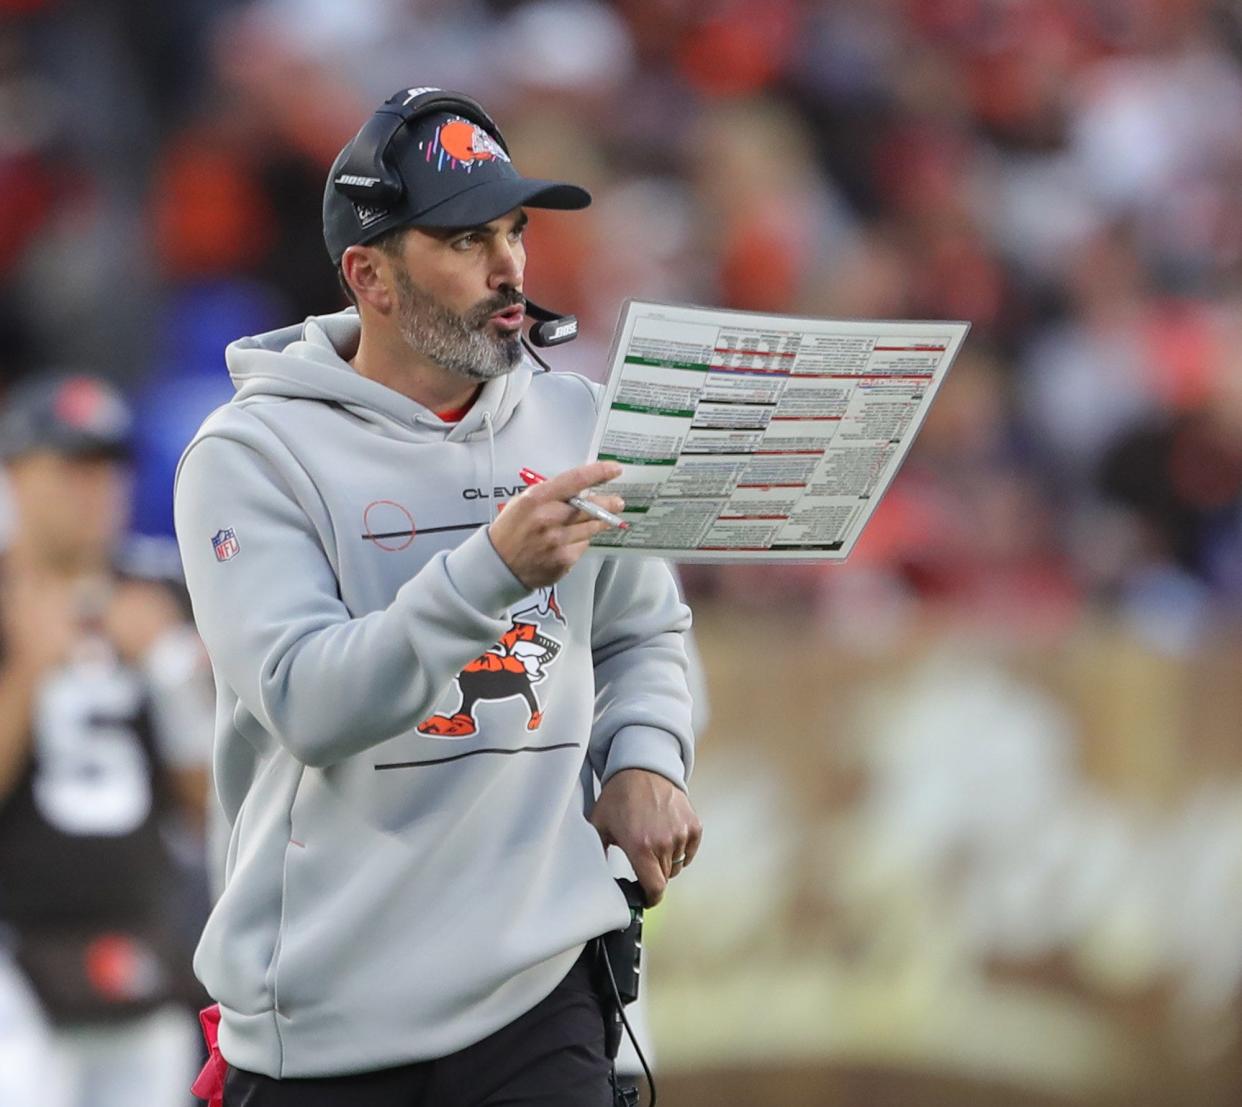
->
[[488, 239, 523, 289]]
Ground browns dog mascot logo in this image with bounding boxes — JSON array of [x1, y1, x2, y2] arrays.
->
[[417, 587, 565, 738]]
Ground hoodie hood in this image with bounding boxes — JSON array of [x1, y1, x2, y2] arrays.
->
[[224, 308, 534, 444]]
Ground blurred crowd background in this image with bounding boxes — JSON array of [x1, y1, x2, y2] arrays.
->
[[6, 0, 1242, 1103]]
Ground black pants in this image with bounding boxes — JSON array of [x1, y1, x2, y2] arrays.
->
[[223, 945, 612, 1107]]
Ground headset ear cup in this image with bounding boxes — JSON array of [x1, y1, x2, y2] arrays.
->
[[332, 111, 408, 205]]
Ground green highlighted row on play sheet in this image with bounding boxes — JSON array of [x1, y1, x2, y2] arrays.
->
[[611, 401, 697, 419], [623, 355, 711, 371], [597, 454, 679, 466]]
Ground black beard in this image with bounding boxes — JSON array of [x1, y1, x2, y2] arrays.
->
[[393, 269, 524, 382]]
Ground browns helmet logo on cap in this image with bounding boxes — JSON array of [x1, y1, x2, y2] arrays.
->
[[428, 119, 511, 170]]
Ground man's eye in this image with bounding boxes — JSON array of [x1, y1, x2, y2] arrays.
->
[[453, 234, 478, 250], [509, 225, 526, 241]]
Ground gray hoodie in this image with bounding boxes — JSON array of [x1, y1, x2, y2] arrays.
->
[[173, 310, 694, 1079]]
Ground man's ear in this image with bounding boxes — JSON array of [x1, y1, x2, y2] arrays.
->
[[341, 245, 395, 314]]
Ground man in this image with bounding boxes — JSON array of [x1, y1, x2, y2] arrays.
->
[[174, 88, 702, 1106], [0, 373, 211, 1107]]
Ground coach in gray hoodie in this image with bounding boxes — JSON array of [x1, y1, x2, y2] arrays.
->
[[173, 89, 701, 1106]]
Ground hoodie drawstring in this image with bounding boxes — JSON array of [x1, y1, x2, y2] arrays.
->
[[482, 410, 499, 522]]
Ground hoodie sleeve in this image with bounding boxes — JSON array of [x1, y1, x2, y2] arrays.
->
[[588, 555, 695, 792], [174, 431, 531, 768]]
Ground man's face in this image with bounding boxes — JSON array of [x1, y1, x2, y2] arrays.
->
[[390, 207, 529, 382], [6, 450, 128, 572]]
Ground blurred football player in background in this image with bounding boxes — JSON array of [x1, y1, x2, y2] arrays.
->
[[0, 374, 213, 1107]]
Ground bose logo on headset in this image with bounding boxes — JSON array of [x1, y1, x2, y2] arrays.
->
[[336, 174, 381, 188]]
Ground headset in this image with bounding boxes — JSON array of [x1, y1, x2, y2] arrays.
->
[[331, 88, 580, 361]]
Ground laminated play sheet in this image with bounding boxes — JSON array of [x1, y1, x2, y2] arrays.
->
[[586, 300, 969, 561]]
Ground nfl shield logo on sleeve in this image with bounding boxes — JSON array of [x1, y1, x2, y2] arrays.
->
[[212, 528, 240, 562]]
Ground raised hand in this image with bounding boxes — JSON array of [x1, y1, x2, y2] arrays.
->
[[488, 461, 625, 589]]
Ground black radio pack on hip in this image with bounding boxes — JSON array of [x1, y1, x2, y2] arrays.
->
[[598, 878, 656, 1107]]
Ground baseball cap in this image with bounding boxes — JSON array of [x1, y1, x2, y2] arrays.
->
[[0, 374, 133, 462], [323, 88, 591, 264]]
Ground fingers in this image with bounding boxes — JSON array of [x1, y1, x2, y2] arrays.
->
[[559, 488, 627, 542], [639, 827, 699, 903], [662, 816, 703, 880], [588, 805, 613, 843], [632, 854, 668, 907], [637, 819, 703, 907], [662, 844, 686, 879], [527, 461, 623, 505], [512, 467, 624, 536], [682, 820, 703, 867], [562, 494, 625, 528], [562, 518, 619, 546], [592, 811, 671, 906], [574, 493, 625, 517], [491, 464, 626, 586], [512, 499, 619, 532]]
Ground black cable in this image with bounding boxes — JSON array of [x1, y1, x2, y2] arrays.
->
[[520, 334, 553, 373], [599, 939, 657, 1107]]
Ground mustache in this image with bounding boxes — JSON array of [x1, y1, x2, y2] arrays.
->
[[467, 290, 525, 328]]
